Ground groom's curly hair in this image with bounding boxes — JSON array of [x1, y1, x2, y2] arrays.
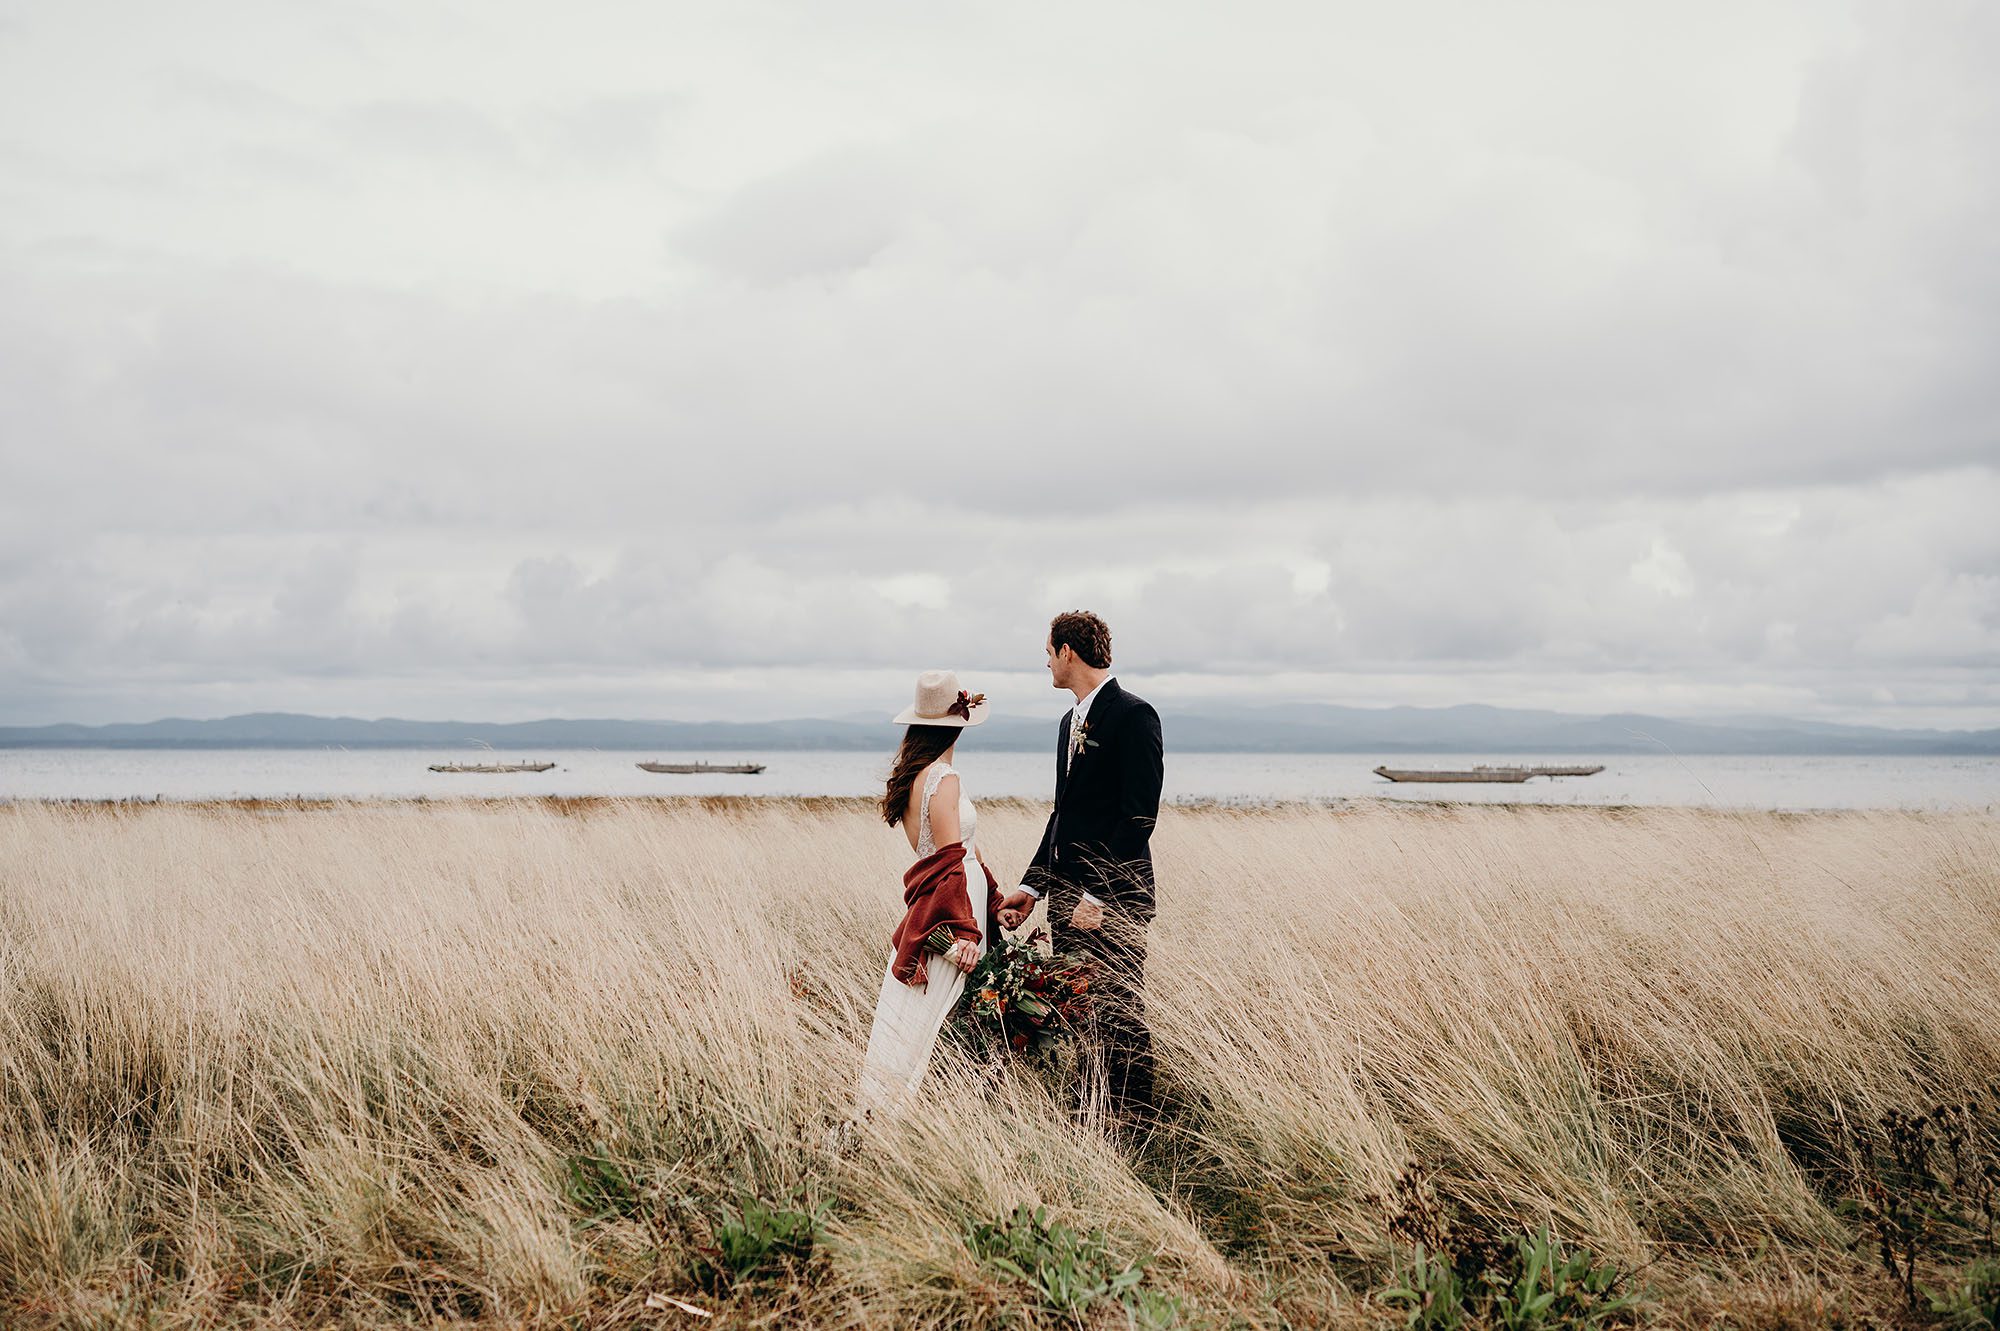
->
[[1050, 610, 1112, 669]]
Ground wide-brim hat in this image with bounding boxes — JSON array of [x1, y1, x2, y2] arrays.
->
[[892, 669, 989, 727]]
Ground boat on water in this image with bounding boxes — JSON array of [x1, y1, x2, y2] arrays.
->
[[636, 761, 767, 775], [1374, 766, 1534, 783], [428, 761, 557, 774], [1374, 763, 1605, 783]]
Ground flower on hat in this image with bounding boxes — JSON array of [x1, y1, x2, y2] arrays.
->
[[947, 689, 986, 721]]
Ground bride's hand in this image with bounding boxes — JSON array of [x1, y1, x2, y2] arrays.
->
[[946, 939, 979, 973], [998, 888, 1035, 930]]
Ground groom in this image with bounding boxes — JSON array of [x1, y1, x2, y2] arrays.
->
[[999, 610, 1164, 1129]]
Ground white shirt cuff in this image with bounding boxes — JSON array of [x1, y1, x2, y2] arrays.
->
[[1017, 886, 1103, 907]]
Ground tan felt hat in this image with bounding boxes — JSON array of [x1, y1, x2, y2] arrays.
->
[[892, 669, 989, 727]]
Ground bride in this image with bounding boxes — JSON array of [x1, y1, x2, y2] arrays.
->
[[856, 669, 1006, 1113]]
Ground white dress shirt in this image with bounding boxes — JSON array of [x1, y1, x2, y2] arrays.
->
[[1020, 675, 1115, 906]]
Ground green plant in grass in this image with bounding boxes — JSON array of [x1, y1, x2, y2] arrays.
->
[[965, 1203, 1159, 1321], [1382, 1229, 1640, 1331], [1490, 1226, 1644, 1330], [695, 1191, 830, 1292], [1374, 1164, 1642, 1330], [1930, 1257, 2000, 1329], [1380, 1244, 1474, 1331], [560, 1148, 642, 1225]]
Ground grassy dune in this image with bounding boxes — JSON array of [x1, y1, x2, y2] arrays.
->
[[2, 796, 1997, 1328]]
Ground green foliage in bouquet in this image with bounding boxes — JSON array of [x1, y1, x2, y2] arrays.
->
[[931, 925, 1093, 1059]]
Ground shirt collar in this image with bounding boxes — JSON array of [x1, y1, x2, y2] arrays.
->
[[1072, 675, 1114, 721]]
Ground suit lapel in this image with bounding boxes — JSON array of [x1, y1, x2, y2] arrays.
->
[[1064, 678, 1121, 793], [1055, 710, 1072, 802]]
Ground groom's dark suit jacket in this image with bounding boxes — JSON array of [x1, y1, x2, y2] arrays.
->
[[1024, 678, 1165, 922]]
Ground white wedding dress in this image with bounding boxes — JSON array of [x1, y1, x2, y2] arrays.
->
[[857, 760, 989, 1112]]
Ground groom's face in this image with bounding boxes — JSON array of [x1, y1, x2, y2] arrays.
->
[[1044, 636, 1073, 689]]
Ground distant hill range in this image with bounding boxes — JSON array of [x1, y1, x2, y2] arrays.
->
[[3, 705, 1996, 754]]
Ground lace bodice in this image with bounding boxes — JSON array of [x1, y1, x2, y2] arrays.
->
[[915, 761, 977, 858]]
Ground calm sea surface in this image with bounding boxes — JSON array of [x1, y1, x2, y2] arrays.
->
[[1, 748, 1997, 811]]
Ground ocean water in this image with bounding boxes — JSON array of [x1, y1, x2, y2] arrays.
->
[[1, 748, 1997, 811]]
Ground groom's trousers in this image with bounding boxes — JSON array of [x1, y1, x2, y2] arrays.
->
[[1048, 882, 1154, 1125]]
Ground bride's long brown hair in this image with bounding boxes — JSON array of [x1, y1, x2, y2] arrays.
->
[[882, 724, 961, 827]]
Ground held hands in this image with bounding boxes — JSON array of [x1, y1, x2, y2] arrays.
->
[[994, 888, 1107, 933], [997, 888, 1036, 930]]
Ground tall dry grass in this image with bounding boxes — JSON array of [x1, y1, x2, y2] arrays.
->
[[1, 795, 1996, 1328]]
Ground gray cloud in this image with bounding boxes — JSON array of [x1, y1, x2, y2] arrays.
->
[[2, 475, 1993, 722], [0, 0, 1995, 725]]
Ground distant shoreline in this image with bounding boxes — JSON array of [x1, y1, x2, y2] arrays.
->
[[6, 706, 1996, 755]]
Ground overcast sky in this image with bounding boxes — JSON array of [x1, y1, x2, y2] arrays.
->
[[2, 1, 1996, 729]]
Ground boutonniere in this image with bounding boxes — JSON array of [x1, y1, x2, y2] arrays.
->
[[1069, 716, 1098, 759]]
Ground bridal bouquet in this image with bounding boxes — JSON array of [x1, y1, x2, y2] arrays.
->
[[928, 925, 1093, 1059]]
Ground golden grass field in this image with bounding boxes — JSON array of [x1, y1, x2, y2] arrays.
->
[[2, 795, 1997, 1329]]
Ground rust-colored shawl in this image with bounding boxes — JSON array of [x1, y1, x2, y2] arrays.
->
[[890, 842, 1002, 988]]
